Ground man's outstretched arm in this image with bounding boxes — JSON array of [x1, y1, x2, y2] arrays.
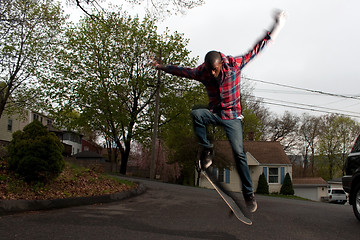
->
[[150, 58, 202, 80], [236, 10, 287, 69]]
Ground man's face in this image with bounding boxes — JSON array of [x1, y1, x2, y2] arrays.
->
[[205, 60, 222, 78]]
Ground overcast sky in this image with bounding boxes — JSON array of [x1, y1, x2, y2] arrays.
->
[[64, 0, 360, 121]]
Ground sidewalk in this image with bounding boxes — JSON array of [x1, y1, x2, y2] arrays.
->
[[0, 183, 146, 216]]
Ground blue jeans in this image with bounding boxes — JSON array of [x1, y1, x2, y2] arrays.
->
[[191, 108, 253, 197]]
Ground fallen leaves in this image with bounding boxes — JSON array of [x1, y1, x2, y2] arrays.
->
[[0, 162, 137, 200]]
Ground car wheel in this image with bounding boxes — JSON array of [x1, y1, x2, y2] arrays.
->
[[353, 183, 360, 221]]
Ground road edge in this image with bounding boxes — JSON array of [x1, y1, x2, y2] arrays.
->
[[0, 183, 146, 216]]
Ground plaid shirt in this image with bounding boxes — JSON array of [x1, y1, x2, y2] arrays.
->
[[162, 32, 272, 120]]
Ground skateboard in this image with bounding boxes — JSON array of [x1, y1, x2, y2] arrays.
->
[[201, 168, 252, 225]]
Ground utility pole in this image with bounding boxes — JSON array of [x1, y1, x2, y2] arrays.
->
[[150, 49, 161, 180]]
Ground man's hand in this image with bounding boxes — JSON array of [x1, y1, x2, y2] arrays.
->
[[150, 56, 163, 70], [274, 10, 287, 28], [270, 10, 287, 40]]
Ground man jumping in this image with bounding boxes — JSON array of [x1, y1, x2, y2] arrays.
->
[[151, 11, 287, 213]]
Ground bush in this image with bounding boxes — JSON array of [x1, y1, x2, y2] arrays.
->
[[280, 173, 295, 195], [256, 173, 269, 194], [7, 120, 65, 183]]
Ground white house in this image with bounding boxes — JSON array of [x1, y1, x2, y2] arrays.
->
[[196, 140, 293, 194], [0, 110, 53, 142]]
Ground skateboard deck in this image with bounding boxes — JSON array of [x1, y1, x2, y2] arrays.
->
[[202, 168, 252, 225]]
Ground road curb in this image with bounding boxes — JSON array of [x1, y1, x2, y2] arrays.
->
[[0, 183, 146, 216]]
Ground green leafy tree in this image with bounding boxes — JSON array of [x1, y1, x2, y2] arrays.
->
[[0, 0, 66, 117], [256, 173, 269, 194], [242, 108, 263, 140], [336, 116, 360, 175], [160, 85, 207, 184], [317, 114, 360, 180], [41, 10, 198, 175], [7, 121, 65, 183], [240, 77, 270, 141], [280, 173, 294, 195]]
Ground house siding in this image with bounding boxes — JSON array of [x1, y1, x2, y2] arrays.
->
[[197, 164, 292, 194], [0, 114, 19, 142], [0, 110, 53, 142], [250, 165, 263, 192], [294, 186, 327, 201], [197, 166, 242, 192], [62, 140, 82, 155], [227, 166, 241, 192]]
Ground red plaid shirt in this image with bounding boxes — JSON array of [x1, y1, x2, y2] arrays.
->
[[162, 32, 272, 120]]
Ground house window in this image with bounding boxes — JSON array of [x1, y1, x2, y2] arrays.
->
[[7, 119, 13, 132], [33, 114, 39, 121], [269, 168, 279, 183], [218, 168, 225, 182], [72, 134, 81, 144], [63, 133, 71, 140], [212, 167, 230, 184], [63, 132, 81, 144]]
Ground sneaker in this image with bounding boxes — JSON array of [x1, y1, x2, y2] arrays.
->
[[245, 194, 257, 213], [199, 148, 213, 170]]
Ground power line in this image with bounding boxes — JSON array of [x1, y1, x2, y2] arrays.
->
[[254, 89, 315, 95], [242, 75, 360, 119], [259, 97, 360, 116], [243, 76, 360, 101], [248, 99, 360, 119]]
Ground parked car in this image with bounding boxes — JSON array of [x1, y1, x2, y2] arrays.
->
[[327, 188, 347, 204], [342, 133, 360, 221]]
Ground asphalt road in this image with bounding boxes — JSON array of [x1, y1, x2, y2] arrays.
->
[[0, 177, 359, 240]]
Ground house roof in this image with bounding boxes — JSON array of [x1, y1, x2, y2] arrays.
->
[[292, 177, 328, 186], [327, 178, 342, 184], [244, 141, 291, 165], [47, 124, 62, 133], [214, 140, 291, 165], [73, 151, 103, 159]]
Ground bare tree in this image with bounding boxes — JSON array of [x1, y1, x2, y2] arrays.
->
[[265, 111, 300, 152], [299, 113, 322, 176], [67, 0, 204, 19]]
